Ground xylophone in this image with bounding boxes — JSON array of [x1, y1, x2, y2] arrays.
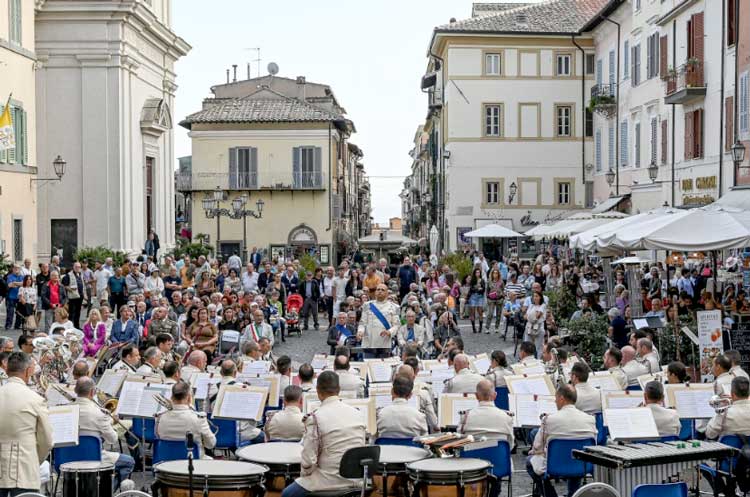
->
[[573, 440, 737, 497]]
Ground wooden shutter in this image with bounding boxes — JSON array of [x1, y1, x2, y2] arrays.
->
[[687, 19, 694, 59], [228, 147, 238, 189], [660, 36, 668, 78], [621, 121, 628, 166], [292, 147, 301, 188], [21, 109, 27, 165], [250, 147, 258, 187], [693, 13, 704, 61], [685, 111, 694, 160], [314, 147, 322, 188], [661, 119, 668, 164], [7, 107, 16, 164], [728, 0, 736, 46], [694, 109, 703, 158], [726, 96, 734, 151]]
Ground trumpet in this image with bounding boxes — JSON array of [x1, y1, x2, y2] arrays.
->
[[153, 393, 174, 411], [709, 395, 732, 413]]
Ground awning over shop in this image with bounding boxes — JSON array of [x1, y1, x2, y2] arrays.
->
[[713, 188, 750, 211], [591, 194, 630, 215]]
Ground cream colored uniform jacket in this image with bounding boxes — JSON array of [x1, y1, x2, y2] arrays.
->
[[396, 324, 427, 349], [706, 399, 750, 440], [444, 368, 484, 394], [265, 406, 304, 441], [335, 370, 365, 398], [297, 396, 367, 492], [646, 403, 681, 437], [575, 382, 602, 414], [642, 352, 660, 374], [459, 401, 514, 446], [75, 397, 119, 465], [111, 361, 137, 373], [714, 372, 734, 396], [413, 381, 438, 432], [358, 300, 400, 349], [608, 366, 629, 390], [155, 405, 216, 458], [0, 377, 54, 490], [731, 365, 750, 380], [376, 398, 428, 439], [623, 360, 649, 385], [530, 405, 597, 475], [486, 367, 513, 387]]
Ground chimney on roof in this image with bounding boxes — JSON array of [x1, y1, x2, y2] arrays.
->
[[247, 63, 251, 80], [515, 13, 529, 26], [296, 76, 306, 85], [226, 69, 230, 84], [232, 64, 238, 83]]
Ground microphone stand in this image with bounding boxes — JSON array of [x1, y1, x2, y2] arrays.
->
[[186, 431, 195, 497]]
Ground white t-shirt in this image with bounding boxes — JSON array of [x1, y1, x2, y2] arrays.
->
[[94, 268, 113, 293], [333, 277, 348, 300]]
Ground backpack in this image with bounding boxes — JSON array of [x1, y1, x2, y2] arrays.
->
[[735, 435, 750, 493]]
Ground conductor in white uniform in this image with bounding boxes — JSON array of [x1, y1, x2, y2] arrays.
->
[[357, 284, 400, 358], [282, 371, 366, 497], [375, 375, 428, 439]]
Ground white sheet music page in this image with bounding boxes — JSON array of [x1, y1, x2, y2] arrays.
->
[[311, 355, 327, 370], [452, 398, 479, 425], [216, 390, 264, 420], [507, 375, 552, 396], [589, 372, 621, 391], [242, 360, 270, 374], [673, 388, 715, 419], [193, 374, 222, 400], [116, 381, 147, 417], [140, 384, 173, 417], [603, 393, 644, 410], [49, 405, 79, 447], [45, 386, 76, 407], [605, 408, 659, 440], [368, 361, 393, 383], [97, 370, 127, 397], [373, 394, 418, 410], [472, 354, 491, 374]]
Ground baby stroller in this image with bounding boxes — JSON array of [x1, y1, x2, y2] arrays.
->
[[285, 294, 304, 337]]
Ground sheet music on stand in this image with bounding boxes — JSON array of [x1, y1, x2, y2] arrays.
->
[[422, 359, 451, 372], [311, 354, 329, 371], [511, 363, 546, 375], [428, 369, 455, 398], [345, 397, 377, 435], [633, 316, 666, 329], [604, 407, 659, 441], [510, 393, 557, 428], [213, 384, 267, 421], [350, 361, 368, 380], [191, 373, 222, 400], [236, 373, 281, 407], [506, 374, 555, 396], [367, 360, 394, 383], [589, 371, 622, 391], [471, 353, 491, 374], [637, 373, 664, 390], [369, 383, 418, 409], [115, 379, 172, 418], [242, 360, 271, 375], [97, 369, 128, 397], [49, 405, 79, 447], [438, 393, 479, 427], [601, 391, 644, 424], [45, 385, 77, 406], [667, 383, 715, 419]]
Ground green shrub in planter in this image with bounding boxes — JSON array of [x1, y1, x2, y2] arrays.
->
[[562, 314, 610, 370]]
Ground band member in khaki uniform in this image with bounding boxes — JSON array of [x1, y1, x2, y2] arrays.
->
[[136, 346, 163, 378], [74, 377, 135, 488], [642, 381, 680, 437], [444, 354, 484, 394], [637, 338, 660, 374], [332, 355, 364, 398], [527, 385, 597, 497], [282, 371, 366, 497], [357, 285, 400, 359], [156, 380, 216, 459], [180, 350, 208, 383], [621, 346, 648, 386], [602, 347, 628, 390], [459, 379, 514, 445], [265, 385, 305, 442], [726, 350, 749, 380], [208, 361, 262, 443], [375, 375, 427, 439], [398, 362, 438, 432], [0, 352, 54, 496], [486, 350, 513, 387], [570, 363, 602, 414], [712, 355, 734, 396]]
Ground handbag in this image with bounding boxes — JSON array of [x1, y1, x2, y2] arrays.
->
[[527, 319, 543, 337], [488, 291, 499, 300], [25, 314, 37, 331]]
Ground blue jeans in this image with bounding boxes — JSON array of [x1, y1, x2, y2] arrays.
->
[[525, 457, 581, 497], [281, 481, 309, 497], [4, 298, 18, 329], [114, 453, 136, 489]]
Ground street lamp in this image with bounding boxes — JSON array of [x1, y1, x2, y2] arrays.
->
[[32, 155, 68, 184], [731, 140, 746, 168], [647, 160, 658, 183], [228, 193, 264, 262], [605, 168, 615, 186]]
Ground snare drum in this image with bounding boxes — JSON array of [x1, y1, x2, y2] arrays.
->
[[407, 458, 491, 497], [60, 461, 114, 497], [236, 442, 302, 497], [373, 446, 431, 497], [154, 460, 268, 497]]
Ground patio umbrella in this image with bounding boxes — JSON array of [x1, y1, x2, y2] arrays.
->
[[595, 208, 690, 250], [641, 206, 750, 251], [464, 224, 524, 238]]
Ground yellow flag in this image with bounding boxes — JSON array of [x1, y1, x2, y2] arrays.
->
[[0, 96, 14, 151]]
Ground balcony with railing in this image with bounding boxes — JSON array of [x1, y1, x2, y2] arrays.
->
[[664, 59, 706, 105], [175, 170, 324, 192], [589, 84, 617, 119]]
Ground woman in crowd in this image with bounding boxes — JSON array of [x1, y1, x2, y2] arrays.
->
[[485, 268, 504, 334], [17, 275, 37, 328], [82, 308, 108, 357], [50, 306, 75, 334], [186, 307, 218, 362], [524, 290, 547, 355], [467, 268, 486, 334]]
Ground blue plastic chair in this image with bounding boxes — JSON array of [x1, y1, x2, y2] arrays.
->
[[52, 436, 102, 496], [210, 416, 238, 450], [494, 387, 510, 411], [678, 419, 693, 441], [632, 481, 688, 497], [594, 413, 608, 446], [626, 385, 642, 392], [544, 438, 595, 481], [131, 418, 155, 443], [152, 439, 200, 465], [699, 434, 744, 479], [461, 440, 512, 497], [374, 437, 420, 447]]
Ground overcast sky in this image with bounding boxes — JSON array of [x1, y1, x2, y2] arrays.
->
[[172, 1, 539, 224]]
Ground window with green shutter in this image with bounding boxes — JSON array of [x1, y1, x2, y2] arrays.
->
[[9, 0, 22, 45], [7, 107, 27, 165]]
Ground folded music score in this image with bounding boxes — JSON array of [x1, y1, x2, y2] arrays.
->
[[212, 384, 268, 421], [667, 383, 715, 419], [505, 374, 555, 396], [49, 405, 80, 447], [236, 373, 281, 407], [604, 407, 659, 441], [438, 393, 479, 427], [191, 372, 222, 400], [97, 369, 128, 397], [509, 393, 557, 427], [589, 371, 623, 391], [115, 379, 172, 418]]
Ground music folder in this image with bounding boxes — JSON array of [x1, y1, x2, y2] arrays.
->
[[236, 373, 281, 407], [666, 383, 715, 419], [49, 405, 80, 448], [213, 384, 268, 421], [97, 369, 128, 397], [604, 407, 659, 441], [505, 374, 555, 396], [438, 393, 479, 427], [509, 393, 557, 428]]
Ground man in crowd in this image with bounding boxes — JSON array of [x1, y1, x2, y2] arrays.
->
[[299, 271, 320, 331]]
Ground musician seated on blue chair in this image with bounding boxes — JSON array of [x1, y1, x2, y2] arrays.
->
[[642, 381, 681, 438], [265, 385, 305, 442], [458, 379, 514, 446], [276, 356, 293, 396], [73, 377, 135, 489], [375, 375, 428, 441], [526, 384, 597, 497], [485, 350, 513, 388], [208, 360, 264, 445], [156, 380, 216, 458], [281, 371, 367, 497], [701, 377, 750, 497]]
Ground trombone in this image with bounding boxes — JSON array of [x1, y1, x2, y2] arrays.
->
[[93, 389, 141, 450]]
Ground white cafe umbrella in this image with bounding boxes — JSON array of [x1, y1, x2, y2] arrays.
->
[[464, 224, 524, 238], [641, 206, 750, 251], [612, 256, 652, 265], [429, 225, 439, 255]]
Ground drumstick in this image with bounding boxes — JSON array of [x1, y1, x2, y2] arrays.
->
[[440, 435, 475, 451], [422, 433, 458, 446]]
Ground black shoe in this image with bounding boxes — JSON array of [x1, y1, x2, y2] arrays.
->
[[302, 326, 308, 331], [314, 324, 319, 330]]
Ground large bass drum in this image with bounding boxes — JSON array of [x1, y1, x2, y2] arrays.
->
[[236, 442, 302, 497], [153, 460, 268, 497], [406, 458, 491, 497], [60, 461, 114, 497]]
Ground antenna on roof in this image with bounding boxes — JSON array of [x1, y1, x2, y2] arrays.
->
[[268, 62, 279, 76], [247, 63, 251, 80]]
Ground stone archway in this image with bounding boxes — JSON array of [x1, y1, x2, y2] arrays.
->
[[288, 224, 318, 259]]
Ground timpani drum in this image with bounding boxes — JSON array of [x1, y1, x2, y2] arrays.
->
[[236, 442, 302, 497], [153, 460, 268, 497], [373, 446, 431, 497], [60, 461, 115, 497], [406, 458, 491, 497]]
